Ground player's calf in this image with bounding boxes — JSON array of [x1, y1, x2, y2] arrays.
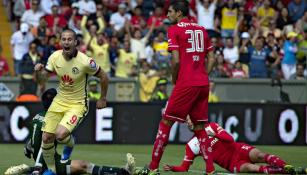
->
[[73, 160, 131, 175], [59, 135, 75, 161], [56, 126, 75, 161], [42, 132, 56, 173]]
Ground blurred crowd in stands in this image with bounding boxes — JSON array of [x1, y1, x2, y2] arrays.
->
[[1, 0, 307, 102]]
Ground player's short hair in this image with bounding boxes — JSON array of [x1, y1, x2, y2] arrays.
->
[[170, 0, 189, 17], [42, 88, 57, 110], [61, 28, 77, 40]]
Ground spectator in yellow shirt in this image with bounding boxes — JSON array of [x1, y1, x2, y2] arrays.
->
[[208, 81, 219, 103], [88, 79, 101, 101], [139, 61, 160, 102], [220, 0, 238, 38], [87, 33, 111, 75], [115, 41, 137, 78], [257, 0, 276, 28], [80, 11, 106, 45], [153, 30, 170, 69]]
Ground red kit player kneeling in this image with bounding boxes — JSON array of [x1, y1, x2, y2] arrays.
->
[[164, 118, 295, 174]]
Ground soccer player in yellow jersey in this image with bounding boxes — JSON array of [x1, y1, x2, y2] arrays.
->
[[34, 29, 109, 175]]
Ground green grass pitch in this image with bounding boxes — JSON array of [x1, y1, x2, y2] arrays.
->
[[0, 144, 306, 174]]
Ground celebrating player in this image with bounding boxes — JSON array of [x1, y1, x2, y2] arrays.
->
[[145, 1, 216, 174], [163, 117, 296, 174], [4, 88, 134, 175], [34, 29, 109, 175]]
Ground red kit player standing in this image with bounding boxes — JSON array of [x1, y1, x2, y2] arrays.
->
[[145, 1, 216, 174], [164, 120, 296, 174]]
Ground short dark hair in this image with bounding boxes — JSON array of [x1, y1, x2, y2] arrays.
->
[[61, 28, 77, 39], [170, 0, 189, 17]]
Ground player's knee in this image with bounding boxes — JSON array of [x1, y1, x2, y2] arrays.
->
[[55, 130, 69, 141], [79, 160, 88, 171], [256, 152, 265, 161], [240, 164, 257, 173], [42, 132, 55, 144]]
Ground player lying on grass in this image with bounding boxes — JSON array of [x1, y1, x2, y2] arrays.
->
[[5, 88, 135, 175], [163, 116, 295, 174]]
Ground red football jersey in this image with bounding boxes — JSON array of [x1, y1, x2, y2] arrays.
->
[[168, 18, 213, 87], [187, 123, 237, 171]]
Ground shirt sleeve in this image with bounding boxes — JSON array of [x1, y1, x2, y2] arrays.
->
[[45, 53, 55, 72], [85, 57, 100, 75], [211, 123, 234, 142], [167, 26, 179, 51]]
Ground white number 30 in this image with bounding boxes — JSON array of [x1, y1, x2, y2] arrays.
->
[[186, 30, 204, 53]]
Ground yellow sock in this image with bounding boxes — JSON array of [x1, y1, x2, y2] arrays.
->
[[58, 135, 75, 147], [41, 142, 56, 172]]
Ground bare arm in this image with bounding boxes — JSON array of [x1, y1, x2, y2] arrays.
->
[[95, 68, 109, 109], [206, 51, 216, 74], [171, 50, 180, 85], [96, 11, 106, 33], [144, 19, 155, 40], [86, 36, 94, 51], [81, 15, 89, 35], [10, 44, 14, 59], [34, 63, 51, 84], [125, 20, 132, 40]]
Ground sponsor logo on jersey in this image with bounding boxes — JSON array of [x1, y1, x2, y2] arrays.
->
[[61, 74, 74, 86], [72, 67, 79, 74], [89, 59, 97, 69]]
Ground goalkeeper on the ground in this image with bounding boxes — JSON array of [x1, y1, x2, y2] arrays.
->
[[5, 88, 135, 175]]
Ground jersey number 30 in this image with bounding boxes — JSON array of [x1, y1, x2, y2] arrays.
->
[[185, 30, 204, 53]]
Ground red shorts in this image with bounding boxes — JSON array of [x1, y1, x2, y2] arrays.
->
[[163, 86, 209, 123], [229, 143, 255, 173]]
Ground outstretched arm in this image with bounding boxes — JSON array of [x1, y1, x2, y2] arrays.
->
[[34, 63, 52, 85], [164, 143, 195, 172]]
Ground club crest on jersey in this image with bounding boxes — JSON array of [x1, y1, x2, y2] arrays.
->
[[89, 59, 97, 69], [72, 67, 79, 74]]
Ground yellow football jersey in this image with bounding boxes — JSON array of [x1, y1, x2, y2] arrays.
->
[[90, 42, 110, 73], [46, 50, 100, 104], [115, 49, 137, 78], [221, 7, 237, 30]]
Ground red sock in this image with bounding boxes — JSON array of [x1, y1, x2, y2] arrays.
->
[[194, 130, 215, 173], [259, 165, 285, 174], [264, 154, 286, 168], [149, 121, 171, 170]]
